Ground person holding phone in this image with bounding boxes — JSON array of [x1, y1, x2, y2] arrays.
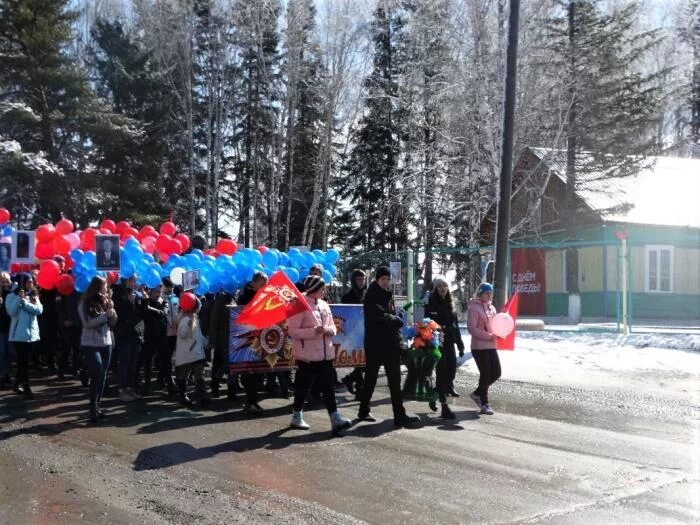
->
[[6, 273, 42, 399]]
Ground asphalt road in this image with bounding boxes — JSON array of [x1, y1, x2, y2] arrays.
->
[[1, 366, 698, 525]]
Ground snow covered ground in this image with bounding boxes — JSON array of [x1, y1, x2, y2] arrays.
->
[[457, 330, 700, 402]]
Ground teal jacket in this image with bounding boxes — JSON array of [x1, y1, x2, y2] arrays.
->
[[6, 292, 43, 343]]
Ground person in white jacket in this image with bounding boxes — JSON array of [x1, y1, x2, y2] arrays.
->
[[174, 292, 210, 407], [287, 275, 352, 434]]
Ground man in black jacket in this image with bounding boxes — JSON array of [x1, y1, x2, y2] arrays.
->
[[357, 267, 420, 427]]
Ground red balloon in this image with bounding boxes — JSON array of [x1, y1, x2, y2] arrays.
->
[[0, 208, 10, 224], [55, 218, 74, 235], [40, 260, 61, 277], [168, 238, 183, 255], [99, 228, 112, 235], [55, 274, 75, 296], [53, 235, 71, 255], [257, 245, 269, 254], [38, 272, 57, 290], [100, 219, 116, 232], [80, 228, 98, 251], [35, 241, 54, 260], [159, 251, 170, 263], [156, 234, 172, 253], [36, 223, 55, 243], [106, 271, 120, 286], [179, 292, 197, 312], [123, 227, 139, 240], [216, 239, 237, 256], [204, 249, 219, 257], [160, 221, 177, 237], [175, 233, 191, 252], [115, 221, 131, 235]]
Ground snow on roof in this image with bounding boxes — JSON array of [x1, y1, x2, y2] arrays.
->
[[529, 148, 700, 228]]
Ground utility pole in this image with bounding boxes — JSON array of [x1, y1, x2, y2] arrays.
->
[[493, 0, 520, 310]]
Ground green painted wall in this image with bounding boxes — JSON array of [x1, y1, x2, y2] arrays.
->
[[546, 291, 700, 320]]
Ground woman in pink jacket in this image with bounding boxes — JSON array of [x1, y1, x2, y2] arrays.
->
[[287, 275, 352, 434], [467, 282, 500, 415]]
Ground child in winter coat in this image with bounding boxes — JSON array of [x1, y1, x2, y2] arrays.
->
[[174, 292, 210, 407], [287, 275, 352, 434]]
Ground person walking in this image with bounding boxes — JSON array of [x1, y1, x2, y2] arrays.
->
[[160, 278, 179, 396], [112, 277, 144, 402], [208, 290, 235, 399], [467, 282, 500, 415], [56, 281, 83, 383], [0, 272, 14, 389], [140, 284, 168, 394], [237, 272, 268, 416], [6, 273, 42, 399], [78, 276, 117, 422], [341, 269, 367, 398], [174, 293, 209, 407], [357, 267, 419, 428], [288, 275, 352, 434], [425, 277, 465, 420]]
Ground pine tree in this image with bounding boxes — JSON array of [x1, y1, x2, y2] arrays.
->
[[89, 19, 179, 224], [0, 0, 133, 225], [538, 0, 664, 303], [231, 0, 282, 248], [337, 5, 404, 254], [280, 0, 326, 249]]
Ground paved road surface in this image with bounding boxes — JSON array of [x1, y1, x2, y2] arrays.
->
[[1, 367, 698, 524]]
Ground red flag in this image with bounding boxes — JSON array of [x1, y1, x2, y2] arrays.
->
[[496, 292, 519, 351], [235, 271, 311, 329]]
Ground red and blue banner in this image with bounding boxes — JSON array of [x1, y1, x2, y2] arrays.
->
[[228, 304, 366, 374]]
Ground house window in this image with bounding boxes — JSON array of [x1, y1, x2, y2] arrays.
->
[[645, 245, 673, 293]]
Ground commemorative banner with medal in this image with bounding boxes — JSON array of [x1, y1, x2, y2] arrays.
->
[[228, 304, 366, 373]]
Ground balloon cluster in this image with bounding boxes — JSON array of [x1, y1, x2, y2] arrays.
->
[[2, 211, 342, 296]]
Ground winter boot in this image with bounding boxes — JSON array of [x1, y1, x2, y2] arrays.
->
[[440, 403, 456, 420], [330, 411, 352, 434], [290, 410, 310, 430], [177, 380, 192, 405]]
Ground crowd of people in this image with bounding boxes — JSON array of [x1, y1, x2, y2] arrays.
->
[[0, 257, 502, 431]]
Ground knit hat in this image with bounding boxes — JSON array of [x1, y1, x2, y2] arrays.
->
[[476, 282, 494, 295], [303, 274, 326, 294], [375, 266, 391, 280]]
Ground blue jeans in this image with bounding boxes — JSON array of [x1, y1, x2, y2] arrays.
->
[[0, 331, 13, 378], [81, 346, 112, 406], [117, 336, 140, 389]]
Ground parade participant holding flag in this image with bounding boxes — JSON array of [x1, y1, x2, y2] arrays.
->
[[467, 282, 500, 415], [357, 267, 420, 428], [287, 275, 352, 434]]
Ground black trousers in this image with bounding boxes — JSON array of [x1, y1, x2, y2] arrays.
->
[[141, 338, 161, 386], [472, 349, 501, 404], [436, 343, 457, 403], [293, 360, 337, 414], [211, 344, 228, 387], [14, 341, 32, 385], [359, 347, 406, 419], [59, 326, 82, 374], [158, 336, 176, 385], [241, 373, 261, 404]]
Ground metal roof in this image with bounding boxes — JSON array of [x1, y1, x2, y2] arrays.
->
[[529, 148, 700, 228]]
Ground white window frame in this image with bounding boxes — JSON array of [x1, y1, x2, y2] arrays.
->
[[644, 245, 674, 294]]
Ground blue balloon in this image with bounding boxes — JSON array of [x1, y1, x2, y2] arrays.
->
[[326, 248, 340, 264], [191, 249, 205, 260], [322, 270, 333, 284], [75, 273, 91, 293], [284, 267, 300, 283], [143, 253, 155, 265], [125, 238, 142, 255], [145, 268, 161, 288], [82, 251, 96, 269], [70, 249, 84, 264], [312, 249, 324, 260], [195, 275, 210, 295], [262, 250, 279, 269], [302, 252, 316, 268], [121, 261, 135, 279], [169, 254, 184, 267], [2, 225, 13, 237], [326, 264, 337, 277]]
